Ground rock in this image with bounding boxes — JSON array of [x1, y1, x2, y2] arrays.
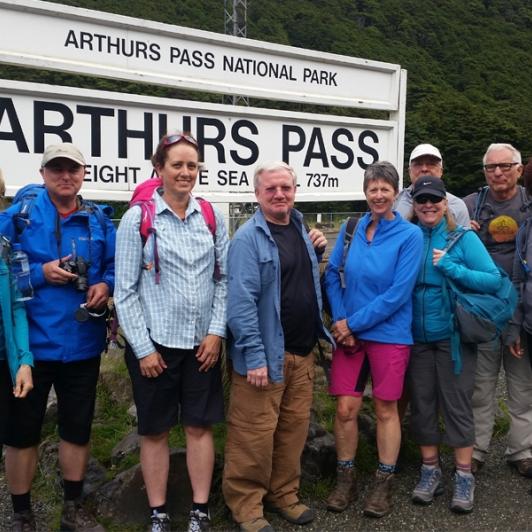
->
[[93, 448, 192, 523], [127, 404, 137, 424], [302, 422, 336, 481], [43, 386, 57, 424], [83, 457, 108, 497], [111, 430, 140, 465]]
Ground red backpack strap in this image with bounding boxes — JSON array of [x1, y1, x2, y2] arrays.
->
[[196, 197, 221, 281], [196, 197, 217, 239]]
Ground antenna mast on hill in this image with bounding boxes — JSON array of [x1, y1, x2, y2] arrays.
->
[[224, 0, 249, 106]]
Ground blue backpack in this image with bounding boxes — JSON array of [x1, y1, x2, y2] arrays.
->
[[11, 184, 109, 236], [443, 230, 517, 343]]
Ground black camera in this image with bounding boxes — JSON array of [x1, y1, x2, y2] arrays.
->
[[60, 256, 89, 292]]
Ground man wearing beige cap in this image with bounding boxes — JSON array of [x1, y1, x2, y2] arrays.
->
[[394, 144, 470, 227], [0, 143, 115, 532]]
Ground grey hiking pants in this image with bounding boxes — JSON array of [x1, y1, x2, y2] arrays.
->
[[472, 336, 532, 462]]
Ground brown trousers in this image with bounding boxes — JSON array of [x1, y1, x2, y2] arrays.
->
[[222, 353, 315, 523]]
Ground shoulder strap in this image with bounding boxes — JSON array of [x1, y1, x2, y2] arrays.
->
[[339, 216, 360, 289], [473, 186, 489, 222], [196, 197, 217, 239], [79, 199, 108, 235], [516, 218, 532, 274], [443, 229, 467, 254]]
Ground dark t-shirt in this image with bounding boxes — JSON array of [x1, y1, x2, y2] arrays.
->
[[463, 187, 529, 275], [267, 220, 318, 356]]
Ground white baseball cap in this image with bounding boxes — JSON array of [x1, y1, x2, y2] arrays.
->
[[409, 143, 442, 163]]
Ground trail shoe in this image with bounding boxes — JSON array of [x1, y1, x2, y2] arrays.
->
[[471, 458, 484, 475], [60, 499, 104, 532], [326, 468, 357, 512], [271, 502, 314, 525], [508, 458, 532, 478], [363, 470, 394, 518], [11, 510, 36, 532], [450, 471, 475, 513], [150, 512, 171, 532], [188, 509, 210, 532], [239, 517, 274, 532], [411, 465, 444, 505]]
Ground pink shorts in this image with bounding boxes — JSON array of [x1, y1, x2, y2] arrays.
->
[[329, 341, 410, 401]]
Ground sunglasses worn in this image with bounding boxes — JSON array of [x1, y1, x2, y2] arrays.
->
[[414, 195, 444, 204], [162, 133, 198, 149]]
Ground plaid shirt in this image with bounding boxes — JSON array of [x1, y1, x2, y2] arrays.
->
[[115, 192, 228, 359]]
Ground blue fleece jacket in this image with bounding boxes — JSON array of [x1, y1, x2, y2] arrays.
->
[[325, 211, 423, 344], [413, 219, 501, 372]]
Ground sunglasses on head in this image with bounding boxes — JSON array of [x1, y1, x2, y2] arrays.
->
[[162, 133, 198, 149], [414, 195, 444, 204]]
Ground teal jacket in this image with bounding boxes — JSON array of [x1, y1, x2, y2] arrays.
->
[[0, 238, 33, 384], [413, 219, 501, 372]]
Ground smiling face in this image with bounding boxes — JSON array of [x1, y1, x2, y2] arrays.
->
[[413, 195, 447, 228], [364, 178, 397, 220], [40, 157, 85, 204], [255, 168, 296, 225], [156, 142, 199, 199]]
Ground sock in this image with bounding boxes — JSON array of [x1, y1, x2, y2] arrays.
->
[[151, 504, 167, 516], [63, 479, 84, 501], [11, 492, 31, 514], [192, 502, 209, 515], [337, 459, 355, 471], [422, 455, 440, 469], [378, 461, 396, 475], [456, 462, 472, 475]]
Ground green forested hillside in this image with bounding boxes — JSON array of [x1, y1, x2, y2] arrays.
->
[[2, 0, 531, 196]]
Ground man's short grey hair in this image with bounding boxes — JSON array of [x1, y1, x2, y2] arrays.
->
[[363, 161, 399, 193], [254, 161, 298, 189], [483, 143, 522, 165]]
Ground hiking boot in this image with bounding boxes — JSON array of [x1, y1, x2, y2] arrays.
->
[[471, 458, 484, 475], [188, 509, 210, 532], [326, 468, 357, 512], [239, 517, 274, 532], [60, 499, 104, 532], [269, 502, 314, 525], [411, 465, 444, 505], [508, 458, 532, 478], [450, 471, 475, 513], [11, 510, 36, 532], [150, 512, 171, 532], [363, 470, 394, 518]]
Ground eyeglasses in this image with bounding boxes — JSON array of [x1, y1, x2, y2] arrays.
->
[[483, 162, 519, 173], [162, 134, 198, 148], [414, 195, 444, 204]]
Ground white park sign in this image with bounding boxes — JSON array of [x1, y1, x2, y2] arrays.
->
[[0, 80, 397, 202], [0, 0, 406, 202], [0, 0, 402, 110]]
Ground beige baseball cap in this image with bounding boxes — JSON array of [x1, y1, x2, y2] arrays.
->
[[41, 143, 86, 167]]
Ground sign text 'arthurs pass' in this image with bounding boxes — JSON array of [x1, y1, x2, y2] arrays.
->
[[63, 31, 338, 86], [0, 0, 400, 109], [0, 80, 398, 202]]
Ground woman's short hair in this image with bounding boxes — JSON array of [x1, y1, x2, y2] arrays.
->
[[363, 161, 399, 193]]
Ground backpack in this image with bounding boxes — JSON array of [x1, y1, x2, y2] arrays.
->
[[11, 183, 109, 236], [443, 230, 517, 343], [473, 185, 530, 222], [321, 216, 360, 316], [130, 177, 219, 284]]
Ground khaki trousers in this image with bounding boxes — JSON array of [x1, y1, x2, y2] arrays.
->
[[222, 353, 315, 523]]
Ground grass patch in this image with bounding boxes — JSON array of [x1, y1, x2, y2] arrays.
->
[[493, 398, 511, 437]]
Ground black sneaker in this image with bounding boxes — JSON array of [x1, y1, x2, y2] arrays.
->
[[187, 509, 210, 532], [150, 512, 171, 532], [60, 499, 104, 532], [11, 510, 36, 532]]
